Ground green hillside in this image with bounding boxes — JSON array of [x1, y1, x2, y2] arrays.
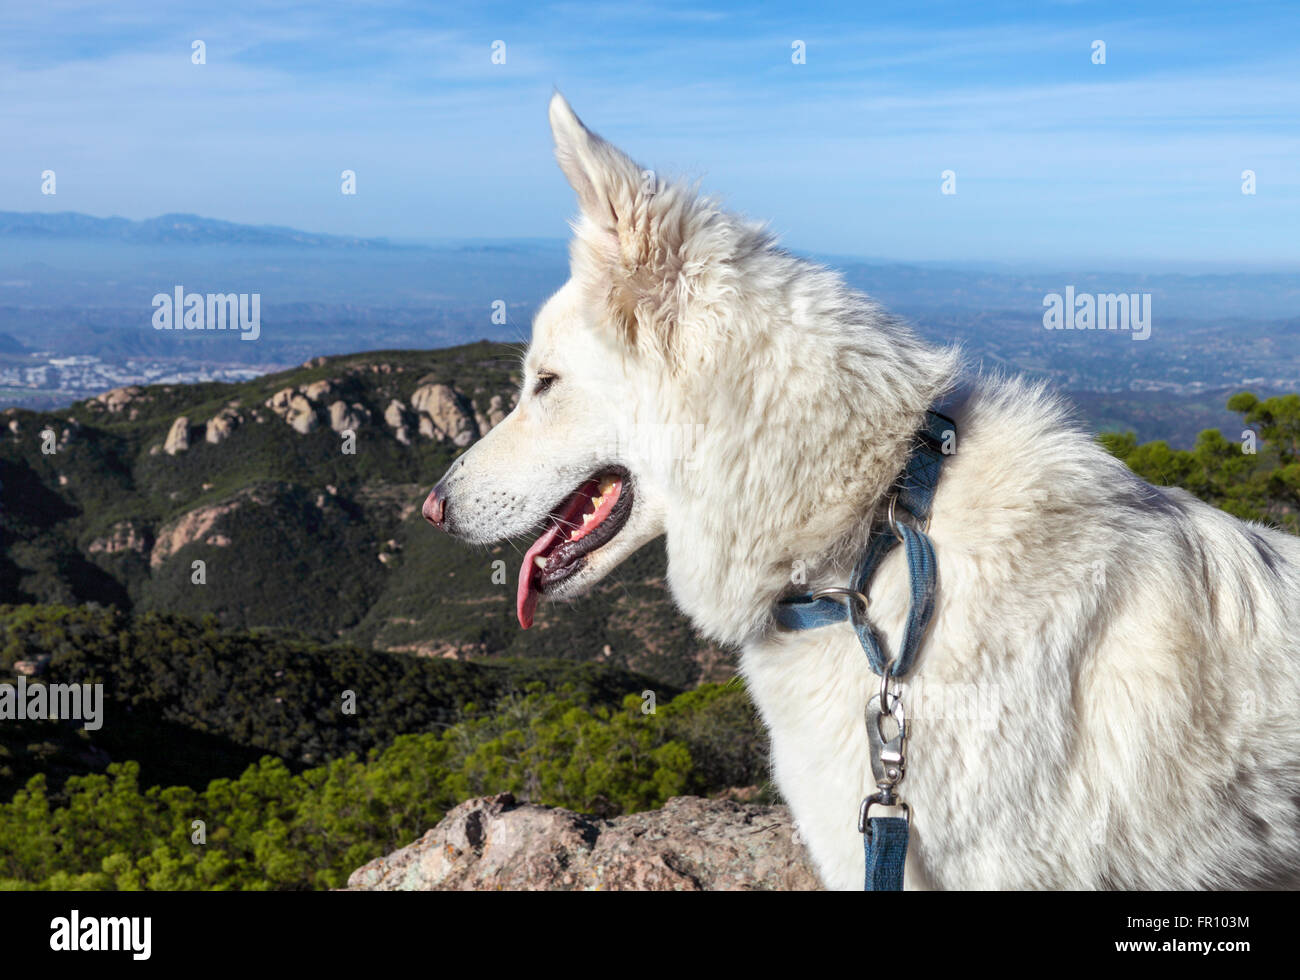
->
[[1, 342, 727, 689], [0, 605, 768, 891]]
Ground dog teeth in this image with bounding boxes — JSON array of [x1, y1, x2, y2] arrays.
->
[[598, 476, 616, 495], [534, 556, 547, 569]]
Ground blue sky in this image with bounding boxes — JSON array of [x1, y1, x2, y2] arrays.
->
[[2, 1, 1298, 267]]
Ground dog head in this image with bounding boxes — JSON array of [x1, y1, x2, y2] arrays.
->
[[426, 94, 958, 641], [425, 94, 718, 628]]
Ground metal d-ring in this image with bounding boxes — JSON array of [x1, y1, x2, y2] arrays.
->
[[809, 586, 869, 614], [886, 493, 931, 543], [858, 794, 911, 834]]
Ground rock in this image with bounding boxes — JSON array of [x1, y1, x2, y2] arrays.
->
[[266, 386, 319, 431], [487, 394, 509, 428], [7, 419, 18, 435], [87, 521, 153, 556], [328, 400, 369, 434], [265, 387, 296, 415], [205, 406, 241, 444], [13, 655, 51, 677], [285, 394, 318, 434], [346, 794, 820, 892], [417, 414, 438, 440], [163, 416, 190, 455], [383, 399, 406, 429], [383, 399, 413, 444], [150, 487, 270, 567], [94, 385, 145, 413], [304, 379, 334, 403], [410, 383, 478, 447]]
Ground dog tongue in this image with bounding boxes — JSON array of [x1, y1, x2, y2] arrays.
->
[[517, 522, 563, 629]]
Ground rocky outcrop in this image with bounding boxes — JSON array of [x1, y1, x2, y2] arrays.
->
[[87, 521, 153, 556], [150, 488, 268, 567], [383, 399, 412, 445], [304, 379, 334, 403], [346, 794, 819, 892], [93, 385, 145, 416], [328, 400, 370, 434], [265, 388, 319, 434], [163, 416, 190, 455], [266, 387, 295, 415], [486, 393, 510, 429], [12, 655, 51, 677], [410, 383, 478, 447], [205, 405, 241, 444], [263, 384, 335, 434]]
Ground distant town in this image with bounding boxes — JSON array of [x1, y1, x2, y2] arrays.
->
[[0, 352, 286, 411]]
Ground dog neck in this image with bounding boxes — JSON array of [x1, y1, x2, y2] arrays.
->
[[659, 310, 962, 648]]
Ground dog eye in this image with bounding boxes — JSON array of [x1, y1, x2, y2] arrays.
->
[[533, 373, 557, 396]]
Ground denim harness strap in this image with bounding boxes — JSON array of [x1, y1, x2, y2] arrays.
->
[[774, 407, 954, 892]]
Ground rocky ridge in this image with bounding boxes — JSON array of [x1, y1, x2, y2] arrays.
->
[[346, 793, 819, 891]]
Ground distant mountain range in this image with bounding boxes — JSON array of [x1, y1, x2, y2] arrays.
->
[[0, 210, 1296, 447], [0, 211, 413, 250]]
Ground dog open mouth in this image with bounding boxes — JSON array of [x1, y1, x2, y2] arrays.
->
[[516, 470, 634, 629]]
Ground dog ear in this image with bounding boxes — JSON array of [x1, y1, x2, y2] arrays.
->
[[549, 93, 690, 359], [548, 93, 643, 238]]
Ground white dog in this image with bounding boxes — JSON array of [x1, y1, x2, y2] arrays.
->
[[425, 94, 1300, 889]]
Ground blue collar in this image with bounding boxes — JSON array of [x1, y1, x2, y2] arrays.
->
[[773, 407, 955, 679]]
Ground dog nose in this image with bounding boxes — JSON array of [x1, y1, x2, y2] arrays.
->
[[422, 485, 448, 528]]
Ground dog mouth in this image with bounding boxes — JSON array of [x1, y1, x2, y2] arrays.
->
[[516, 469, 634, 629]]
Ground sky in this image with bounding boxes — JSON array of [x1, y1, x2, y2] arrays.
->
[[2, 1, 1298, 268]]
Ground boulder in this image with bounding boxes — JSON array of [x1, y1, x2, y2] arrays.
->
[[265, 387, 295, 416], [163, 416, 190, 455], [410, 383, 478, 447], [285, 394, 318, 434], [13, 655, 52, 677], [383, 399, 406, 428], [205, 406, 241, 444], [346, 794, 820, 892], [304, 379, 334, 403], [87, 521, 153, 556], [95, 385, 144, 414], [328, 400, 369, 433]]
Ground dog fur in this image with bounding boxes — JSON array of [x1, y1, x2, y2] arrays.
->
[[429, 94, 1300, 889]]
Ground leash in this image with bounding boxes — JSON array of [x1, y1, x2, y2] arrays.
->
[[774, 407, 955, 891]]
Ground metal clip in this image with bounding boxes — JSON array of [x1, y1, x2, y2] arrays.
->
[[861, 689, 911, 835], [866, 690, 908, 791]]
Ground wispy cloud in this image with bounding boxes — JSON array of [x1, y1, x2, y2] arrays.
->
[[1, 0, 1296, 265]]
